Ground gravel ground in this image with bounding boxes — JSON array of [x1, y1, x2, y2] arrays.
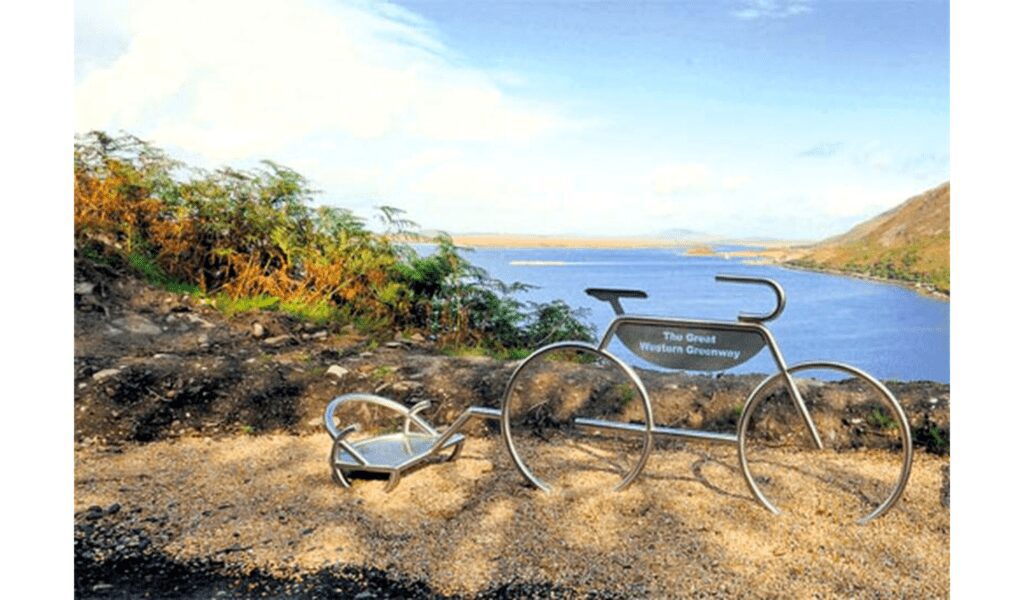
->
[[75, 434, 949, 598]]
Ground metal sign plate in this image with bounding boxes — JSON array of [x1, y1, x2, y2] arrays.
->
[[614, 323, 767, 371]]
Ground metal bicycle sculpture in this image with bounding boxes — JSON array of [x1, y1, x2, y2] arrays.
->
[[325, 275, 913, 524]]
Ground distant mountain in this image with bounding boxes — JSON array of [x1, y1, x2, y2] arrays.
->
[[655, 228, 707, 240], [788, 182, 950, 293]]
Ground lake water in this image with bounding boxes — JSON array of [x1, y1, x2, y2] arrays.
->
[[457, 246, 949, 383]]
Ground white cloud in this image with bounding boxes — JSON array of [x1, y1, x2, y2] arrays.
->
[[817, 185, 911, 219], [75, 0, 575, 162], [650, 163, 749, 196], [733, 1, 812, 20], [73, 0, 940, 242]]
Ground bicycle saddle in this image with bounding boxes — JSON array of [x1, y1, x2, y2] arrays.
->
[[584, 288, 647, 301], [585, 288, 647, 315]]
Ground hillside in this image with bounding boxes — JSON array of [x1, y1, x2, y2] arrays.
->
[[787, 182, 950, 294]]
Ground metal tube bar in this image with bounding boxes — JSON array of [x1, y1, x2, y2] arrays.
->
[[427, 406, 501, 454], [336, 438, 369, 466], [762, 330, 824, 450], [714, 275, 787, 323], [574, 417, 738, 445]]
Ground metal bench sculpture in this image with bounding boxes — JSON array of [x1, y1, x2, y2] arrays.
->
[[324, 395, 501, 492], [325, 274, 913, 524]]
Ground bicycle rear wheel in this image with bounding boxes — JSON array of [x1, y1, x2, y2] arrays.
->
[[737, 361, 913, 524], [500, 342, 655, 493]]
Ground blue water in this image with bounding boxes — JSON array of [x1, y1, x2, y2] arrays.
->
[[455, 247, 949, 383]]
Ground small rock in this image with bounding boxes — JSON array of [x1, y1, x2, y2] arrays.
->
[[252, 323, 266, 338], [310, 330, 328, 340], [409, 332, 426, 343], [197, 333, 210, 346], [385, 341, 403, 349], [75, 281, 96, 295], [392, 380, 424, 393], [264, 335, 292, 347], [186, 314, 215, 328], [92, 369, 121, 382], [83, 505, 105, 520], [111, 315, 162, 335], [359, 352, 373, 358], [326, 365, 349, 379]]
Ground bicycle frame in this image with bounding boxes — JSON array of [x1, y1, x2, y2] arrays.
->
[[585, 314, 824, 450], [500, 274, 913, 523]]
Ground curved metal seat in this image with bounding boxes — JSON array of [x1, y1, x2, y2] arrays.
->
[[332, 432, 465, 471], [324, 392, 499, 492]]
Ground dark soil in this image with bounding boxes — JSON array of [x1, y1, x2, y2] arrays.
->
[[74, 256, 949, 453], [75, 508, 618, 600]]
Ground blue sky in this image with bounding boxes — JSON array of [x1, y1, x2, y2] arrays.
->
[[75, 0, 949, 239]]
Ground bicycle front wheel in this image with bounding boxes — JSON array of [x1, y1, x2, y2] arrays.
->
[[737, 361, 913, 524], [500, 342, 655, 493]]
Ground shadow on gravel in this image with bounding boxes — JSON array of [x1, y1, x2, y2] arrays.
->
[[75, 513, 626, 599]]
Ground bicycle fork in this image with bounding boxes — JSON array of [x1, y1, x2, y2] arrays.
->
[[779, 367, 825, 450]]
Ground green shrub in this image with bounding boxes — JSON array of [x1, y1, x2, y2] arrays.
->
[[74, 131, 592, 354]]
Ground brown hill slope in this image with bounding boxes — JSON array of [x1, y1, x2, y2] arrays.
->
[[788, 182, 950, 294]]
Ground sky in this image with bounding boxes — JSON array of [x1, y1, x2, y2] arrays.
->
[[75, 0, 949, 240]]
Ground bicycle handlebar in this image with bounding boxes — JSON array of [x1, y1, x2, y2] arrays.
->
[[715, 275, 786, 323]]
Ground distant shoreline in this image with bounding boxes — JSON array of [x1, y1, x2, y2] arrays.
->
[[776, 261, 950, 301], [445, 234, 800, 249], [441, 235, 949, 300]]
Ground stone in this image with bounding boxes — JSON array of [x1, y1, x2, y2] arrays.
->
[[186, 314, 216, 328], [75, 281, 96, 295], [92, 369, 121, 382], [409, 332, 426, 343], [391, 380, 424, 393], [264, 335, 292, 347], [310, 330, 328, 340], [252, 323, 266, 338], [111, 315, 162, 335], [326, 365, 349, 379]]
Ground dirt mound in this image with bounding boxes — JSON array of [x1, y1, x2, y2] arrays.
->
[[75, 256, 949, 455]]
